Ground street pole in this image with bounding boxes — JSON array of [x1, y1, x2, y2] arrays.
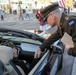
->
[[0, 1, 2, 10], [9, 0, 12, 13]]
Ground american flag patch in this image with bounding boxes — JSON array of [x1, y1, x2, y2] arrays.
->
[[69, 21, 74, 26]]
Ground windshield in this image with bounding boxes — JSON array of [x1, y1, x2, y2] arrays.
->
[[0, 32, 42, 45]]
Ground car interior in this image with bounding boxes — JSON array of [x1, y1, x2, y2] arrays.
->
[[0, 28, 65, 75], [0, 29, 46, 75]]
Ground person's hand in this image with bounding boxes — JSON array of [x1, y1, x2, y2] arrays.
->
[[65, 45, 73, 55], [45, 34, 50, 39], [34, 48, 41, 59], [65, 45, 73, 50], [65, 45, 73, 53], [65, 45, 71, 50], [13, 48, 18, 58]]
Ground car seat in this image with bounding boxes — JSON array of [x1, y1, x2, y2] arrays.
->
[[0, 60, 5, 75], [0, 46, 25, 75]]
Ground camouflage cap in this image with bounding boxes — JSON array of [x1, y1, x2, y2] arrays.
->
[[40, 3, 59, 22]]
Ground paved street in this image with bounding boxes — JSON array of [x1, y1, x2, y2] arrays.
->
[[0, 13, 40, 30]]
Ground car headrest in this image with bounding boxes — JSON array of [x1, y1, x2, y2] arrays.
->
[[0, 46, 13, 65]]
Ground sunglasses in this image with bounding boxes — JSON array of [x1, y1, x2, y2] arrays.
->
[[43, 13, 50, 22]]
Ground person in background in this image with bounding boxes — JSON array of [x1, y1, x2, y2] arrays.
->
[[0, 10, 4, 21], [18, 5, 23, 20], [25, 7, 30, 19], [36, 9, 45, 31], [36, 9, 50, 33], [36, 10, 40, 20], [19, 10, 23, 20]]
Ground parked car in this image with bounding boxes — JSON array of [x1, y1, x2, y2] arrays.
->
[[0, 27, 65, 75]]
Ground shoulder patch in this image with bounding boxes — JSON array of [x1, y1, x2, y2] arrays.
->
[[69, 20, 75, 26]]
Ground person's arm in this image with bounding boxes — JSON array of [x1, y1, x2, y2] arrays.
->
[[67, 41, 76, 56], [66, 17, 76, 56], [40, 27, 62, 51], [34, 27, 62, 59]]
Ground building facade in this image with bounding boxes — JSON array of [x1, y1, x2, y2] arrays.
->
[[0, 0, 52, 13]]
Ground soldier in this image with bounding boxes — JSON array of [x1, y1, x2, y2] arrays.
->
[[0, 10, 4, 20], [34, 3, 76, 58]]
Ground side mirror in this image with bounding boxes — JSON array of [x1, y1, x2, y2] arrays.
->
[[52, 44, 63, 54]]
